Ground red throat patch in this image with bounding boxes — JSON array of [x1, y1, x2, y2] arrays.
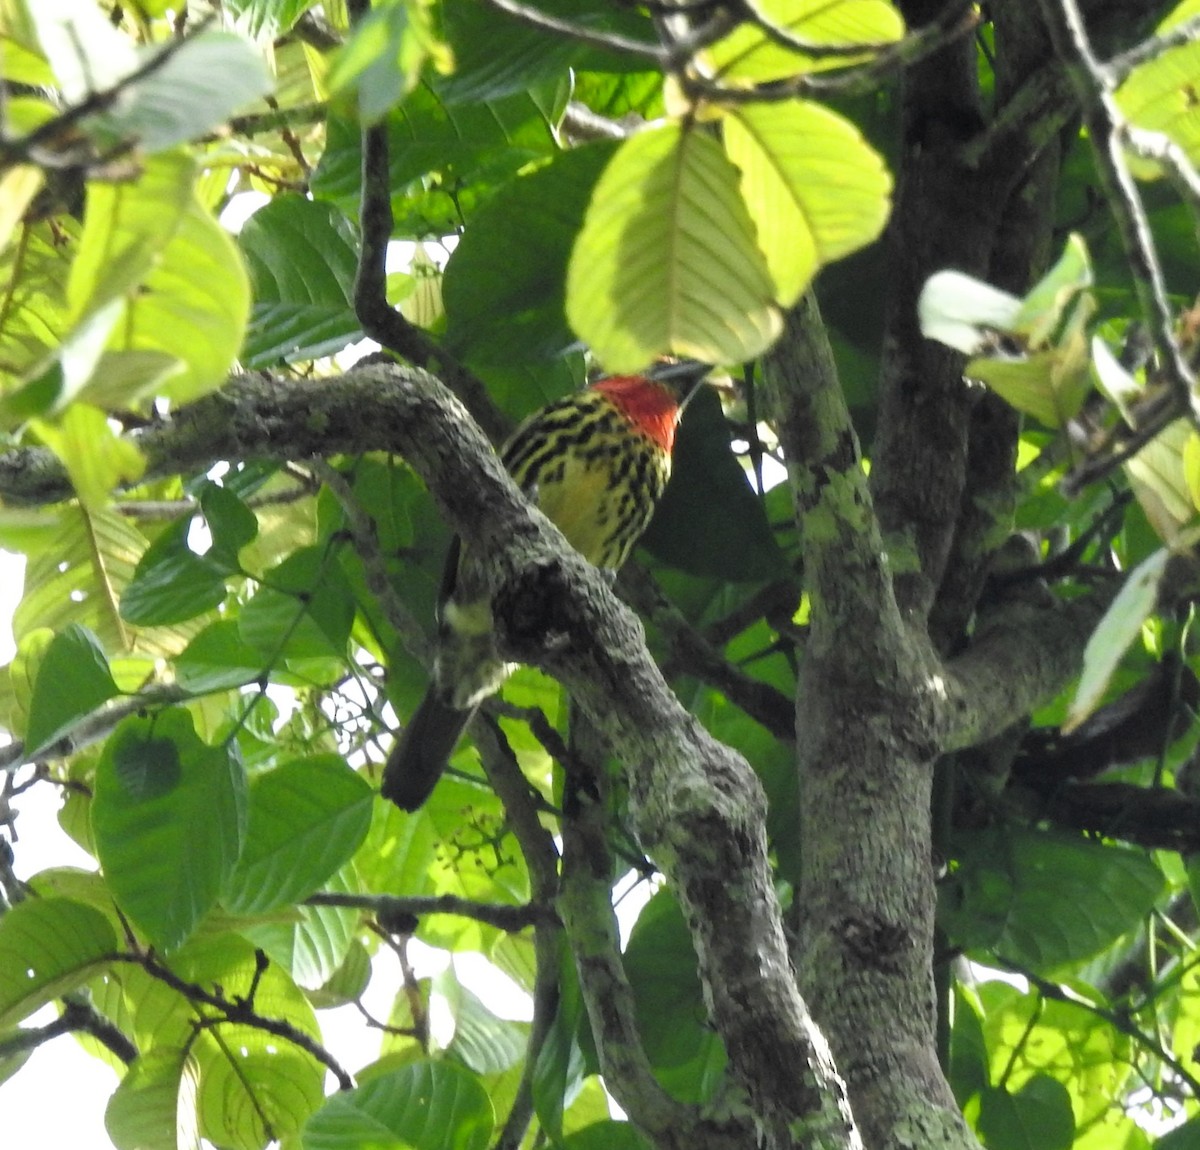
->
[[591, 376, 682, 455]]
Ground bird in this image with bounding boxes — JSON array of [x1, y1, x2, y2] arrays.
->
[[381, 359, 711, 812]]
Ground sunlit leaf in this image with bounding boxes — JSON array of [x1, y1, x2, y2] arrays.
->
[[723, 100, 892, 303], [443, 142, 617, 368], [119, 518, 228, 628], [0, 165, 43, 251], [1125, 419, 1197, 543], [1118, 38, 1200, 171], [32, 403, 146, 508], [0, 897, 116, 1029], [918, 271, 1021, 354], [704, 0, 904, 83], [93, 33, 272, 153], [567, 123, 781, 370]]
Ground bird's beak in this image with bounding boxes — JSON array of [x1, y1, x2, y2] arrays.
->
[[648, 358, 712, 405]]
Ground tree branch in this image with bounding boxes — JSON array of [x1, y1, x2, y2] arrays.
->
[[558, 719, 756, 1150], [120, 947, 354, 1091], [304, 891, 556, 932], [0, 993, 137, 1065], [469, 716, 564, 1150]]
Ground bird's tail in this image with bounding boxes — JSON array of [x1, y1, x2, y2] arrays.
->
[[381, 691, 475, 811]]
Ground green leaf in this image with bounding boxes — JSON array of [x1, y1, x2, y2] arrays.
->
[[223, 754, 373, 914], [1118, 38, 1200, 171], [439, 0, 650, 104], [125, 186, 252, 404], [169, 934, 324, 1149], [1157, 1117, 1200, 1149], [704, 0, 905, 84], [92, 708, 249, 949], [120, 518, 228, 627], [443, 143, 619, 368], [199, 481, 259, 568], [311, 85, 560, 218], [949, 985, 990, 1108], [240, 874, 360, 990], [326, 0, 443, 122], [239, 545, 356, 660], [68, 152, 193, 329], [976, 982, 1130, 1131], [1125, 419, 1198, 544], [623, 890, 726, 1100], [441, 972, 528, 1075], [964, 345, 1092, 429], [32, 403, 146, 508], [26, 0, 139, 98], [105, 1048, 200, 1150], [561, 1122, 653, 1150], [567, 123, 782, 371], [941, 827, 1166, 973], [723, 101, 892, 304], [223, 0, 316, 39], [13, 506, 147, 652], [239, 195, 363, 368], [0, 165, 43, 251], [25, 622, 120, 754], [1065, 544, 1176, 732], [173, 620, 265, 693], [978, 1076, 1075, 1150], [0, 897, 117, 1028], [533, 953, 588, 1140], [93, 32, 272, 154], [302, 1062, 494, 1150], [1012, 233, 1093, 347]]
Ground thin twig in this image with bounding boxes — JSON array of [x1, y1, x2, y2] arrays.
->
[[305, 890, 557, 932], [0, 15, 218, 166], [0, 686, 190, 775], [995, 955, 1200, 1098], [484, 0, 667, 61], [685, 0, 977, 101], [1107, 14, 1200, 84], [119, 947, 355, 1090], [0, 995, 138, 1065], [1036, 0, 1199, 420], [309, 460, 431, 663]]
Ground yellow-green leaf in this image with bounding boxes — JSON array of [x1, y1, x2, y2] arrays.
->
[[68, 152, 193, 323], [1013, 233, 1092, 349], [0, 897, 117, 1028], [723, 101, 891, 304], [32, 403, 146, 508], [1117, 38, 1200, 170], [705, 0, 904, 83], [0, 165, 42, 252], [1125, 418, 1197, 543], [1064, 542, 1197, 732], [567, 123, 781, 371]]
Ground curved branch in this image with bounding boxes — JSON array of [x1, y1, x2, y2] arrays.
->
[[121, 947, 354, 1090], [0, 993, 137, 1065], [304, 891, 556, 932]]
